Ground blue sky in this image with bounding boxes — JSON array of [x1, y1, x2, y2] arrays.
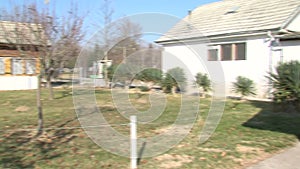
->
[[0, 0, 220, 42], [51, 0, 220, 19], [113, 0, 219, 18]]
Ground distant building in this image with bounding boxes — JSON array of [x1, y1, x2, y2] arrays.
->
[[0, 21, 43, 90]]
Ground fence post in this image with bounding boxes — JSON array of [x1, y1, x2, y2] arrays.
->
[[130, 116, 137, 169]]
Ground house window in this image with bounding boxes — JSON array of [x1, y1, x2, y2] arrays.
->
[[235, 43, 246, 60], [221, 44, 232, 61], [208, 43, 246, 61], [208, 49, 218, 61], [0, 58, 5, 74], [12, 59, 23, 75], [26, 59, 36, 75]]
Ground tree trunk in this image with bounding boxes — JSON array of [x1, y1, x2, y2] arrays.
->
[[47, 79, 54, 100], [47, 68, 54, 100], [104, 53, 110, 88], [36, 75, 43, 135]]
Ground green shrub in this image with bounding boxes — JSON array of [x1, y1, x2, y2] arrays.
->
[[195, 72, 211, 92], [108, 64, 138, 84], [161, 73, 175, 93], [139, 86, 150, 92], [232, 76, 256, 98], [107, 64, 118, 82], [269, 61, 300, 106], [135, 68, 163, 83], [161, 67, 187, 93]]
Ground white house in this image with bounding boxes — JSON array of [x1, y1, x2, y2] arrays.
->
[[156, 0, 300, 98]]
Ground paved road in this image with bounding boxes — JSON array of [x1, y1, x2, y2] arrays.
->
[[247, 142, 300, 169]]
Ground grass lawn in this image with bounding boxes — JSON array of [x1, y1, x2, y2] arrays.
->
[[0, 88, 300, 168]]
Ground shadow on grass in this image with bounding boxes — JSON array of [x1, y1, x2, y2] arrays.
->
[[0, 122, 78, 168], [1, 131, 35, 168], [243, 100, 300, 140], [54, 88, 72, 100]]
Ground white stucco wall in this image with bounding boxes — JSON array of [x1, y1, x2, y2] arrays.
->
[[0, 76, 38, 90], [162, 38, 300, 98], [162, 44, 209, 95], [280, 40, 300, 61]]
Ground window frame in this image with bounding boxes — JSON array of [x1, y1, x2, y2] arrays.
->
[[12, 58, 24, 75], [235, 43, 246, 60], [207, 42, 246, 61], [207, 45, 219, 61], [25, 59, 36, 75], [221, 44, 233, 61]]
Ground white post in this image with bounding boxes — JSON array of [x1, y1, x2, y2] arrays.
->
[[130, 116, 137, 169]]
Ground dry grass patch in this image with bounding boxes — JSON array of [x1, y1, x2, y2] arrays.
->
[[154, 154, 194, 169], [15, 106, 30, 112]]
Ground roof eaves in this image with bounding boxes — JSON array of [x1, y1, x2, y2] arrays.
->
[[280, 5, 300, 30], [156, 28, 280, 45]]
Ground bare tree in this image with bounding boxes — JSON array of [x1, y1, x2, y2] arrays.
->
[[0, 2, 85, 132], [100, 0, 116, 87], [1, 3, 84, 100], [89, 0, 142, 86]]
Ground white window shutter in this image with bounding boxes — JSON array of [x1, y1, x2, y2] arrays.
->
[[0, 58, 5, 74], [26, 59, 36, 75], [13, 59, 23, 75]]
